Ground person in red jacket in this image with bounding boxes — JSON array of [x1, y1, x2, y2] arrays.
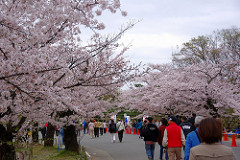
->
[[162, 116, 185, 160], [157, 118, 169, 160]]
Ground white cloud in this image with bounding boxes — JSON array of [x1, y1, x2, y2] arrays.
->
[[85, 0, 240, 65], [120, 33, 188, 49]]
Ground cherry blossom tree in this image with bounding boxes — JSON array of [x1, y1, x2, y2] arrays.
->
[[0, 0, 142, 157], [119, 28, 240, 118], [119, 60, 240, 118]]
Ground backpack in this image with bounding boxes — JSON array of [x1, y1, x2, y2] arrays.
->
[[110, 123, 116, 132]]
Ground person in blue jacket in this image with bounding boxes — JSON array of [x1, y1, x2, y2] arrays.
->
[[235, 125, 240, 134], [184, 116, 204, 160], [136, 119, 143, 138]]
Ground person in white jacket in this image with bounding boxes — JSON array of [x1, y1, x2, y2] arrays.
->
[[116, 119, 125, 142], [88, 120, 95, 139]]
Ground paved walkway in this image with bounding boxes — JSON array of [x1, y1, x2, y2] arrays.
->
[[80, 132, 240, 160], [81, 132, 165, 160]]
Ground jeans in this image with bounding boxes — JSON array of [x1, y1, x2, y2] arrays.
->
[[145, 143, 155, 159], [118, 130, 124, 142], [160, 145, 169, 160]]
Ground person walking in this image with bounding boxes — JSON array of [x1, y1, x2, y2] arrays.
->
[[116, 119, 125, 142], [140, 117, 159, 160], [103, 121, 107, 134], [136, 119, 143, 138], [180, 116, 193, 150], [188, 113, 196, 131], [94, 120, 100, 138], [132, 120, 137, 134], [83, 120, 88, 134], [158, 118, 169, 160], [162, 116, 185, 160], [88, 120, 95, 139], [109, 119, 117, 143], [40, 123, 47, 141], [184, 116, 204, 160], [99, 120, 104, 136], [189, 118, 237, 160]]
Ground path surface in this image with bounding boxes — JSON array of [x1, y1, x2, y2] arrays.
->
[[81, 132, 157, 160], [80, 132, 240, 160]]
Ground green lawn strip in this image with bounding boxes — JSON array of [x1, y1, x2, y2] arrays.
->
[[32, 144, 87, 160]]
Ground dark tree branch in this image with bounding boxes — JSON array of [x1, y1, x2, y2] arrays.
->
[[4, 79, 34, 99], [0, 48, 8, 60], [53, 73, 66, 86]]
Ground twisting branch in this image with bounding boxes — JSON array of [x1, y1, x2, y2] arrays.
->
[[0, 67, 64, 80], [4, 79, 35, 99], [0, 48, 8, 60], [35, 19, 69, 48], [53, 73, 66, 86], [69, 21, 138, 70], [0, 19, 27, 35]]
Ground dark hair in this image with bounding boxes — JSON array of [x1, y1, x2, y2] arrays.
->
[[182, 116, 187, 121], [111, 119, 114, 123], [168, 116, 177, 122], [199, 118, 222, 144], [161, 118, 168, 126], [146, 117, 153, 123]]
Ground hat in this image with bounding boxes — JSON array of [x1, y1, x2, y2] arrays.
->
[[145, 117, 153, 122], [168, 116, 177, 122]]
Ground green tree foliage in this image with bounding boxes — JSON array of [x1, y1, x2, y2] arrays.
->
[[172, 27, 240, 67]]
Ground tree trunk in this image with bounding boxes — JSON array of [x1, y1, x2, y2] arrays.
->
[[32, 123, 39, 142], [0, 124, 15, 160], [44, 123, 55, 147], [63, 125, 79, 154], [0, 143, 15, 160]]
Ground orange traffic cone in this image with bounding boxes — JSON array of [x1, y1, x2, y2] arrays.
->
[[126, 127, 129, 134], [105, 128, 108, 132], [133, 129, 136, 134], [231, 134, 238, 147], [223, 130, 228, 141], [137, 129, 140, 135], [116, 129, 118, 133], [129, 127, 132, 134]]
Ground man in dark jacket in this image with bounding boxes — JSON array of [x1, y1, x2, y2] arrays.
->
[[180, 116, 193, 151], [140, 117, 159, 160], [180, 116, 193, 138]]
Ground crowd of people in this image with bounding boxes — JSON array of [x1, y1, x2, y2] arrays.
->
[[63, 115, 237, 160], [139, 115, 237, 160]]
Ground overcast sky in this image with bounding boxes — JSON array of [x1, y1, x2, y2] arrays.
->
[[96, 0, 240, 65]]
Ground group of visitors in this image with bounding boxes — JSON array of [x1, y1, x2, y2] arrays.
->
[[81, 115, 237, 160], [139, 115, 237, 160], [86, 119, 108, 139], [84, 119, 126, 143]]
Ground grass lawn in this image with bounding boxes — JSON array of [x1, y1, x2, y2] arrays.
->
[[31, 144, 87, 160]]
